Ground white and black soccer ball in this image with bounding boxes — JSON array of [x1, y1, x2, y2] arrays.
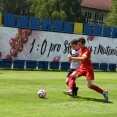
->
[[38, 89, 46, 98]]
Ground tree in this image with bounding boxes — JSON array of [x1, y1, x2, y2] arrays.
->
[[58, 0, 85, 22], [104, 0, 117, 27], [30, 0, 57, 19], [0, 0, 33, 16], [30, 0, 85, 23]]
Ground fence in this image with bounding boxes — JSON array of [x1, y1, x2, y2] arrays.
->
[[0, 13, 117, 38], [0, 59, 116, 71]]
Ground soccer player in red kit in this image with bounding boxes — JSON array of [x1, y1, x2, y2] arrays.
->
[[63, 38, 108, 101]]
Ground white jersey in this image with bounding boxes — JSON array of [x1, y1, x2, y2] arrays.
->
[[70, 49, 80, 69]]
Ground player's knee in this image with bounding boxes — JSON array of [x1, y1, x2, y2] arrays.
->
[[86, 79, 92, 88], [65, 78, 69, 85], [69, 75, 75, 80], [87, 84, 92, 88], [86, 81, 92, 88], [65, 81, 69, 85]]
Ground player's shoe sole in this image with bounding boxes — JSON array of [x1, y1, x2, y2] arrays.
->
[[63, 90, 73, 97], [103, 91, 108, 101]]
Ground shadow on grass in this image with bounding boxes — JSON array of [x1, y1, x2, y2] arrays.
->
[[70, 96, 113, 103], [39, 97, 49, 99]]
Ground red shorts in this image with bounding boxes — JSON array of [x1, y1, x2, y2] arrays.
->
[[75, 68, 94, 80]]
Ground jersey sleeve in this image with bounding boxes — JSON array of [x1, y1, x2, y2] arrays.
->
[[82, 48, 90, 57]]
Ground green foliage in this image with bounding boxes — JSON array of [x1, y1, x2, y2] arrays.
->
[[30, 0, 57, 19], [0, 0, 85, 22], [0, 0, 33, 16], [59, 10, 67, 21], [104, 0, 117, 27], [30, 0, 85, 22], [52, 11, 60, 20]]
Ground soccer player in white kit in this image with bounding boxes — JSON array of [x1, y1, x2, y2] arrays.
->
[[65, 39, 80, 97]]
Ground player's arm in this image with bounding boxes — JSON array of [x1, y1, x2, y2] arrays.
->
[[68, 54, 72, 62], [69, 53, 87, 61]]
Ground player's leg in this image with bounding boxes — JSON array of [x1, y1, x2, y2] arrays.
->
[[65, 68, 73, 85], [63, 71, 77, 96], [66, 76, 78, 97], [68, 71, 78, 90], [65, 69, 79, 97], [73, 82, 79, 97], [65, 77, 69, 85], [70, 69, 79, 97], [63, 69, 82, 96], [86, 71, 108, 101], [86, 80, 104, 94]]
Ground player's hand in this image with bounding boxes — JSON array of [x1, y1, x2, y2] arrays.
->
[[68, 54, 72, 59], [68, 54, 72, 62]]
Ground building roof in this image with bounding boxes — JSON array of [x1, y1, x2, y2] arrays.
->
[[81, 0, 111, 11]]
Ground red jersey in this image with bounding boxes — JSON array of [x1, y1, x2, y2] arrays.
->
[[79, 47, 93, 70]]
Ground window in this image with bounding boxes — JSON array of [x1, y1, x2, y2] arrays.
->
[[85, 12, 92, 23], [94, 13, 104, 24], [84, 11, 104, 25]]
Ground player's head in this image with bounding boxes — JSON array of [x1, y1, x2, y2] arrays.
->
[[77, 38, 86, 49], [71, 39, 79, 50]]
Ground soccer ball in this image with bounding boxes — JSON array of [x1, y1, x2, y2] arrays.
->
[[38, 89, 46, 98]]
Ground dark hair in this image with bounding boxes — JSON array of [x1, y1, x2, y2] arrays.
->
[[71, 39, 79, 45], [78, 37, 86, 44]]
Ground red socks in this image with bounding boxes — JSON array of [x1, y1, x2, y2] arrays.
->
[[68, 75, 104, 94], [68, 75, 75, 90], [90, 84, 103, 94]]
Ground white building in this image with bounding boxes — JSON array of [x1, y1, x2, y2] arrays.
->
[[81, 0, 111, 25]]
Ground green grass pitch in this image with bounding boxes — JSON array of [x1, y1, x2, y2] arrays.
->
[[0, 70, 117, 117]]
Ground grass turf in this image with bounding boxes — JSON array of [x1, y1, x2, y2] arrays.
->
[[0, 70, 117, 117]]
